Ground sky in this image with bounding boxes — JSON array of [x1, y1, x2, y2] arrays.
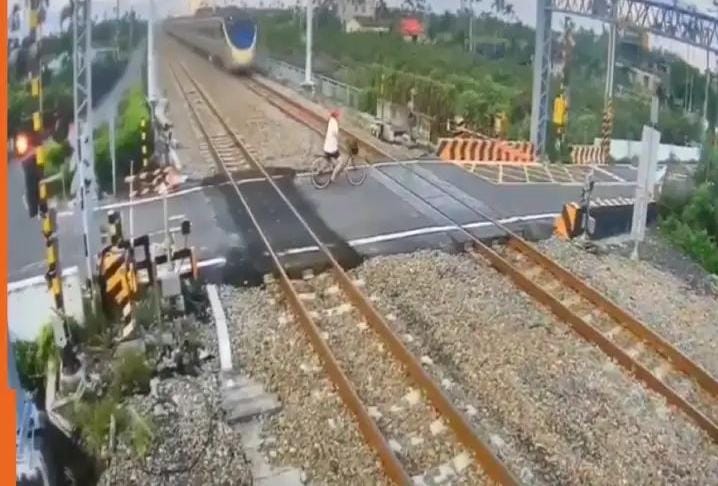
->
[[20, 0, 718, 68]]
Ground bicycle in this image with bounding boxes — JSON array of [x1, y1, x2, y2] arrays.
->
[[310, 143, 368, 189]]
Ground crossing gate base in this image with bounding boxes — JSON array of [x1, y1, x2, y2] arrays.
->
[[554, 199, 657, 240]]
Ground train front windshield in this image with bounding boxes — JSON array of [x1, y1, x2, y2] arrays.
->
[[226, 18, 256, 49]]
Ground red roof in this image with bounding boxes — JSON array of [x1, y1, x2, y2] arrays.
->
[[400, 18, 424, 36]]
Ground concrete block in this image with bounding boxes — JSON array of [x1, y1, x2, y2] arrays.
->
[[222, 373, 251, 389], [221, 384, 268, 408], [226, 395, 281, 424], [207, 284, 233, 372], [255, 469, 303, 486]]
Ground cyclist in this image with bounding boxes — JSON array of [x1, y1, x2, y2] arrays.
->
[[323, 109, 345, 182]]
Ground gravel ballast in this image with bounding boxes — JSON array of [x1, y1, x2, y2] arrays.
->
[[100, 324, 252, 485], [352, 250, 718, 485], [221, 285, 388, 485], [540, 237, 718, 379]]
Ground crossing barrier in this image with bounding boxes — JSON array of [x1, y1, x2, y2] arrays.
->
[[554, 196, 657, 240], [98, 244, 137, 333], [570, 144, 604, 165], [436, 137, 536, 163], [125, 166, 178, 198]]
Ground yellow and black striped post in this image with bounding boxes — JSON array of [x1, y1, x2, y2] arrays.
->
[[140, 117, 149, 168], [601, 98, 614, 164], [43, 208, 65, 312], [99, 211, 139, 339], [30, 0, 65, 314]]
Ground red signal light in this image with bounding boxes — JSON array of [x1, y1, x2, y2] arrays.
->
[[15, 132, 31, 156]]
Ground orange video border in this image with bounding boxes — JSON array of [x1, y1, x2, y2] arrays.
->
[[2, 0, 17, 484]]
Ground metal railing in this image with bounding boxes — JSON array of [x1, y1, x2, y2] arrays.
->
[[259, 57, 434, 142]]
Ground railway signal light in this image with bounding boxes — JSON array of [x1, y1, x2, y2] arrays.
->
[[15, 132, 31, 157]]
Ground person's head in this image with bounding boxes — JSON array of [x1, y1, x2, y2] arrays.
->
[[330, 109, 341, 120]]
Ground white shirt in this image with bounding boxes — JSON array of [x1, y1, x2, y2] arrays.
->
[[323, 117, 339, 153]]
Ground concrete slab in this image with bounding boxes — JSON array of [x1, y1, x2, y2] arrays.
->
[[255, 469, 303, 486], [207, 284, 233, 372], [8, 268, 85, 341]]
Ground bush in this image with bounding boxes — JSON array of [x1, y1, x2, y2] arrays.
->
[[76, 297, 113, 348], [660, 174, 718, 274], [14, 324, 59, 393], [661, 216, 718, 274], [74, 396, 129, 457], [111, 349, 152, 396], [95, 85, 153, 192]]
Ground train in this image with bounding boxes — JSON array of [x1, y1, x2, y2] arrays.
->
[[164, 11, 258, 73]]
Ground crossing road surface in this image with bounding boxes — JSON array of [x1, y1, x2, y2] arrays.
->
[[9, 158, 640, 285]]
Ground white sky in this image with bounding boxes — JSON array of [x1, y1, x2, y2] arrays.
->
[[29, 0, 718, 68]]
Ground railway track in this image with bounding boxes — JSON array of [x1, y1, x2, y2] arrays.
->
[[169, 60, 519, 485], [244, 73, 718, 443], [243, 76, 393, 162]]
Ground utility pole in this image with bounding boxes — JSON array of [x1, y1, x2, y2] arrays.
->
[[26, 0, 80, 373], [73, 0, 96, 294], [110, 109, 117, 196], [302, 0, 314, 91], [468, 2, 473, 53], [148, 0, 158, 104], [601, 5, 617, 164], [703, 49, 711, 130], [529, 0, 552, 158]]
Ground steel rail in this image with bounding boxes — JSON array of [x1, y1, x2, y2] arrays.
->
[[247, 74, 718, 442], [173, 62, 520, 485], [168, 62, 410, 484]]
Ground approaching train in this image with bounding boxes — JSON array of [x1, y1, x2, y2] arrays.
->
[[164, 11, 258, 73]]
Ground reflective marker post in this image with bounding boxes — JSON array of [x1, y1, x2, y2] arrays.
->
[[631, 125, 660, 260]]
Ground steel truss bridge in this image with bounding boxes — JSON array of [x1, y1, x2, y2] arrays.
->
[[530, 0, 718, 157]]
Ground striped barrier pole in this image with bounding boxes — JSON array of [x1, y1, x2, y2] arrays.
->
[[141, 117, 149, 168], [30, 0, 66, 318], [99, 211, 138, 340], [43, 208, 65, 315], [601, 97, 613, 164]]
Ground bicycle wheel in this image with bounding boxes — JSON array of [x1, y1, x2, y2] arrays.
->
[[345, 155, 368, 186], [311, 156, 333, 189]]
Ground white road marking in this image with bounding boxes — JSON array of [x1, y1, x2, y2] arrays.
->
[[276, 212, 560, 257], [169, 214, 186, 221], [9, 257, 226, 292], [9, 266, 79, 292]]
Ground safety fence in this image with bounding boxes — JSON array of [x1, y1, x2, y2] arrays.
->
[[570, 144, 605, 165], [259, 57, 434, 142]]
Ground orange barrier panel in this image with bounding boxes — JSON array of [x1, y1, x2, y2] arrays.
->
[[437, 138, 536, 163], [570, 144, 604, 165]]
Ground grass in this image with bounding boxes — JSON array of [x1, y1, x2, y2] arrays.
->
[[126, 408, 155, 458], [73, 396, 129, 457], [134, 291, 159, 329], [111, 349, 152, 397]]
